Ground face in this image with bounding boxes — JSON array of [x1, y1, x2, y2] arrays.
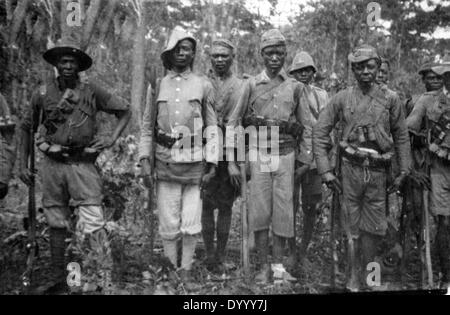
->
[[292, 67, 315, 85], [261, 45, 287, 74], [352, 59, 379, 85], [56, 55, 80, 79], [211, 46, 234, 76], [422, 71, 444, 92], [376, 62, 389, 84], [170, 39, 195, 70]]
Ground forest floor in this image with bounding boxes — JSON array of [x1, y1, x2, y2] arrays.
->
[[0, 138, 442, 295]]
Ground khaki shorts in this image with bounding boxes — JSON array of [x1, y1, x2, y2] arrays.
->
[[342, 159, 388, 237], [41, 157, 103, 208], [249, 151, 295, 238], [157, 180, 202, 240]]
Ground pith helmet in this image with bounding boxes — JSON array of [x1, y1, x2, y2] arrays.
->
[[161, 28, 197, 69], [289, 51, 317, 74]]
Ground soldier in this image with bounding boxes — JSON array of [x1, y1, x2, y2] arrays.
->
[[0, 92, 15, 200], [313, 45, 411, 291], [18, 39, 131, 291], [405, 62, 444, 116], [376, 58, 390, 87], [139, 29, 218, 290], [288, 51, 329, 263], [202, 39, 242, 272], [227, 29, 310, 283], [407, 53, 450, 288]]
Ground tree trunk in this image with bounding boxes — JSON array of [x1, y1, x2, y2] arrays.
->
[[331, 20, 338, 74], [82, 0, 102, 49], [130, 6, 147, 130], [9, 0, 32, 45], [98, 0, 119, 44]]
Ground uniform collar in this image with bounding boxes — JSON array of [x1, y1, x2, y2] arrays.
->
[[208, 68, 233, 81], [444, 86, 449, 98], [168, 68, 192, 80], [255, 69, 288, 84]]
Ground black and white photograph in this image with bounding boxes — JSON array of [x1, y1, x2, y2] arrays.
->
[[0, 0, 449, 299]]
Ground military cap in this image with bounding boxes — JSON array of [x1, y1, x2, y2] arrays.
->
[[43, 37, 92, 72], [161, 28, 197, 69], [432, 52, 450, 76], [212, 38, 235, 51], [289, 51, 317, 74], [348, 44, 380, 64], [260, 29, 286, 52]]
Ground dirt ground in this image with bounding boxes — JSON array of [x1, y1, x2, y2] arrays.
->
[[0, 177, 431, 296]]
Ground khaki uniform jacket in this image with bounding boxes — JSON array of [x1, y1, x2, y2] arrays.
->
[[297, 84, 328, 169], [227, 69, 312, 161], [139, 70, 219, 184], [313, 83, 411, 175]]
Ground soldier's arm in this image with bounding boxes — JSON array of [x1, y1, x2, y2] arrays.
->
[[295, 83, 313, 165], [312, 94, 341, 175], [202, 81, 219, 166], [226, 80, 251, 128], [390, 94, 412, 174], [92, 84, 131, 148], [406, 96, 427, 134]]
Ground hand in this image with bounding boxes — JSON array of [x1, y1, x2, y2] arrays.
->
[[202, 164, 216, 186], [388, 172, 407, 194], [322, 172, 342, 194], [200, 164, 217, 198], [140, 158, 152, 189], [228, 162, 241, 189], [89, 136, 115, 151], [407, 170, 431, 191], [19, 166, 35, 187], [295, 164, 310, 181]]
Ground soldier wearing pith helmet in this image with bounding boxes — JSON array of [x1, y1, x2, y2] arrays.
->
[[313, 44, 411, 291], [288, 51, 329, 265]]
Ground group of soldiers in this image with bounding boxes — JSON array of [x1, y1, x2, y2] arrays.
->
[[1, 26, 450, 293]]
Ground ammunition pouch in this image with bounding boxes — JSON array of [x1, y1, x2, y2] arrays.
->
[[340, 141, 393, 171], [429, 110, 450, 162], [38, 141, 99, 164]]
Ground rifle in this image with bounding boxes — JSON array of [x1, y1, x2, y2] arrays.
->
[[240, 158, 250, 278], [422, 116, 434, 288], [21, 114, 38, 293], [144, 83, 158, 260]]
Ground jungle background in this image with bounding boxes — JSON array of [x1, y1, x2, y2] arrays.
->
[[0, 0, 449, 295]]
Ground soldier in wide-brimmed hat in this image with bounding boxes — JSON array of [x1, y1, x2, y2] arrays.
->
[[139, 28, 219, 291], [18, 37, 131, 293]]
